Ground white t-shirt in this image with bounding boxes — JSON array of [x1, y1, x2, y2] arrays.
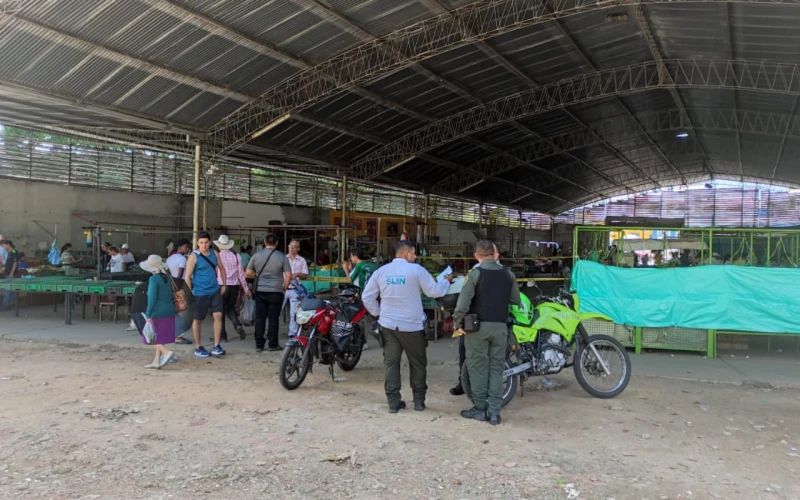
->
[[121, 252, 135, 265], [109, 254, 125, 273], [166, 253, 187, 278]]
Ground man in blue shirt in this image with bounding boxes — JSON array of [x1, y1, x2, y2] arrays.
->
[[362, 241, 452, 413], [185, 232, 228, 358]]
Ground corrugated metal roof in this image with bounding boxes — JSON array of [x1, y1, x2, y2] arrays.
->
[[3, 0, 800, 214]]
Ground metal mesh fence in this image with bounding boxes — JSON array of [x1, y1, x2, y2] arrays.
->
[[642, 327, 707, 352], [582, 319, 635, 348]]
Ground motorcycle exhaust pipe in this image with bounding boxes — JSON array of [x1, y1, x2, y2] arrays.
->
[[503, 362, 532, 378]]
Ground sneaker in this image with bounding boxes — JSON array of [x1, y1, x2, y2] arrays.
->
[[211, 345, 226, 356], [194, 346, 210, 358], [126, 319, 137, 332], [266, 345, 282, 352]]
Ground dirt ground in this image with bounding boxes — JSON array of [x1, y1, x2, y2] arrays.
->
[[1, 340, 799, 500]]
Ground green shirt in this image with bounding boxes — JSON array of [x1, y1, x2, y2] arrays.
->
[[350, 261, 377, 290]]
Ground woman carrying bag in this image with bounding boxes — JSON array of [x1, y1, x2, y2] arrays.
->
[[137, 255, 177, 369]]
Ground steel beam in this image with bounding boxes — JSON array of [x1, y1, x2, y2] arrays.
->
[[207, 0, 800, 158], [350, 60, 800, 181], [544, 13, 682, 184], [299, 0, 604, 198], [769, 96, 800, 181], [437, 107, 800, 194], [426, 0, 657, 191], [722, 3, 743, 180], [632, 5, 714, 178], [305, 0, 607, 196]]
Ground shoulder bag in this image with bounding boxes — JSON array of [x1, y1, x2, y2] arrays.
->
[[168, 274, 188, 313], [253, 249, 277, 293]]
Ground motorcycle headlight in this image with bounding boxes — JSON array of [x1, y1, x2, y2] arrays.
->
[[296, 309, 314, 325]]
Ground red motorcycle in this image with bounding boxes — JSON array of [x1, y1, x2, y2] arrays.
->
[[279, 285, 367, 390]]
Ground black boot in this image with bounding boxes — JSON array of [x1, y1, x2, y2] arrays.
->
[[460, 407, 487, 421], [450, 383, 464, 396], [388, 401, 407, 414]]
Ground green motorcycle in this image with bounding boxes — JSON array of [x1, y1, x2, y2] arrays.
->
[[461, 285, 631, 408]]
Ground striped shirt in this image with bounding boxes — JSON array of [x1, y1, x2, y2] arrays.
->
[[217, 250, 248, 288]]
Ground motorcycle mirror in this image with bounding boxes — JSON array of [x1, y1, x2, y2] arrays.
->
[[526, 280, 536, 288]]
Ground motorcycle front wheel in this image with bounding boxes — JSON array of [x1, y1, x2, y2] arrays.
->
[[573, 333, 631, 398], [461, 360, 519, 409], [279, 343, 311, 390]]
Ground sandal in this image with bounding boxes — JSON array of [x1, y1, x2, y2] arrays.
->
[[175, 338, 193, 345]]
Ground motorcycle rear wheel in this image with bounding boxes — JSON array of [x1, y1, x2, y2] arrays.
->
[[461, 360, 518, 409], [279, 344, 311, 390], [573, 333, 631, 398], [336, 330, 364, 371]]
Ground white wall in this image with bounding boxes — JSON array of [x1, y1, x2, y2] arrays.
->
[[0, 179, 195, 258], [0, 179, 327, 259]]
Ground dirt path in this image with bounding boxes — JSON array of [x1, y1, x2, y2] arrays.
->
[[0, 340, 799, 500]]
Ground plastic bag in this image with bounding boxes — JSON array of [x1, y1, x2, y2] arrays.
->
[[48, 241, 61, 266], [240, 296, 255, 326], [141, 314, 156, 344]]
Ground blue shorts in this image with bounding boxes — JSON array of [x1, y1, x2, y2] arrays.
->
[[194, 292, 223, 321]]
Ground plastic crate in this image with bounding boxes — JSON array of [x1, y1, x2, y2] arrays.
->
[[72, 283, 90, 293], [0, 280, 10, 291], [88, 283, 109, 294], [122, 286, 137, 296], [42, 282, 60, 292], [24, 283, 44, 292], [56, 283, 74, 292]]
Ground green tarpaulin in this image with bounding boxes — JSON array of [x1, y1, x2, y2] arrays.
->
[[572, 260, 800, 334]]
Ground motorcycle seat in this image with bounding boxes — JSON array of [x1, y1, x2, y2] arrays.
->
[[300, 297, 327, 311]]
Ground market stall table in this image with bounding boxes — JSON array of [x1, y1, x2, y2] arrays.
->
[[0, 277, 139, 325]]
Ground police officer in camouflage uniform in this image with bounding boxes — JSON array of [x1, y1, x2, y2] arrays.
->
[[453, 240, 521, 425]]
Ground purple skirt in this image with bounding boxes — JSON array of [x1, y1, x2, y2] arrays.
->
[[139, 316, 176, 345]]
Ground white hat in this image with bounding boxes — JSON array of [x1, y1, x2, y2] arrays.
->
[[121, 243, 129, 249], [139, 254, 165, 273], [213, 234, 235, 250]]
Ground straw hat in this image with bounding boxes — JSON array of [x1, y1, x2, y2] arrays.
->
[[139, 254, 166, 273], [213, 234, 235, 250]]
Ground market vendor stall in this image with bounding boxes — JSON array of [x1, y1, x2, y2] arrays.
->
[[0, 277, 140, 325]]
